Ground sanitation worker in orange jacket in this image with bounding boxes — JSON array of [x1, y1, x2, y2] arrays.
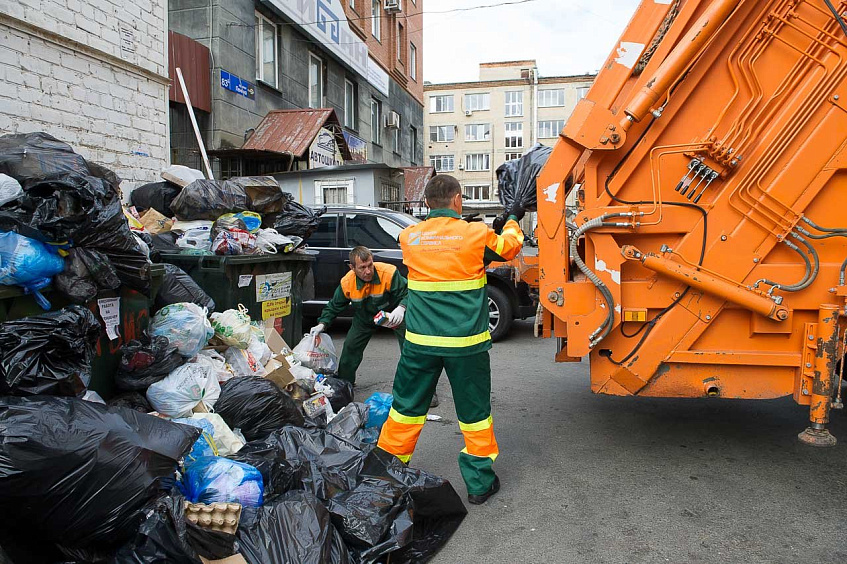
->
[[377, 175, 525, 504]]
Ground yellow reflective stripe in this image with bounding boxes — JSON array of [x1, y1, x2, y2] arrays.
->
[[461, 447, 499, 461], [502, 226, 520, 237], [408, 276, 487, 292], [388, 408, 426, 426], [396, 453, 412, 463], [406, 330, 491, 348], [458, 416, 493, 433], [495, 236, 505, 256]]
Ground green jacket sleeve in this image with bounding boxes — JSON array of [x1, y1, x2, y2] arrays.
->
[[389, 270, 408, 308], [318, 284, 351, 326]]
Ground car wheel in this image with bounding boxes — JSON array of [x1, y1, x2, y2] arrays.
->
[[488, 285, 513, 342]]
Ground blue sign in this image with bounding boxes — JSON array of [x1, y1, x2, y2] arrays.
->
[[220, 70, 255, 100]]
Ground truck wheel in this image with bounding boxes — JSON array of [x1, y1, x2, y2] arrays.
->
[[488, 285, 513, 342]]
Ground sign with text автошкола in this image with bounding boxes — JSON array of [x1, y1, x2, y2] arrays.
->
[[309, 127, 344, 169], [220, 70, 255, 100]]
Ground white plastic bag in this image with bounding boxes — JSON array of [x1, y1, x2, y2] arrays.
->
[[293, 333, 338, 373], [149, 303, 213, 357], [0, 174, 23, 207], [193, 349, 234, 383], [255, 229, 295, 254], [224, 347, 266, 378], [161, 164, 205, 187], [146, 362, 221, 418], [210, 306, 253, 348], [190, 412, 245, 456]]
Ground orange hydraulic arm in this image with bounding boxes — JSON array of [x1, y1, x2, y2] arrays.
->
[[537, 0, 847, 446]]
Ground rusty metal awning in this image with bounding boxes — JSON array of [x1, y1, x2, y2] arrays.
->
[[402, 166, 436, 202], [241, 108, 351, 160]]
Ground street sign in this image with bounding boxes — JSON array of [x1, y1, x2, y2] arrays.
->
[[220, 70, 255, 100]]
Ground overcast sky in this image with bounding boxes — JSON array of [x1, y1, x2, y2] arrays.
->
[[421, 0, 642, 83]]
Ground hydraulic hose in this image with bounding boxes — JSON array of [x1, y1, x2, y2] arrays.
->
[[755, 232, 817, 292], [570, 214, 631, 348], [840, 256, 847, 286], [800, 216, 847, 234]]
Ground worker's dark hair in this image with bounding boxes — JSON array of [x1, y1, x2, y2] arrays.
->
[[349, 246, 373, 265], [424, 175, 461, 209]]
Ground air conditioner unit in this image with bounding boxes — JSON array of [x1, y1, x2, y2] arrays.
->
[[464, 110, 473, 117], [384, 0, 401, 13], [458, 163, 465, 170], [385, 111, 401, 129]]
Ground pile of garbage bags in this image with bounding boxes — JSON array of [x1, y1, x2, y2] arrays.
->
[[127, 164, 323, 257], [0, 292, 466, 562], [0, 132, 151, 307]]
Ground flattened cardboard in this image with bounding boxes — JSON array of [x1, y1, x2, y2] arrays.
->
[[263, 325, 295, 388]]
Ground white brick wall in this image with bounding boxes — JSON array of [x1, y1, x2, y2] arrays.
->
[[0, 0, 169, 194]]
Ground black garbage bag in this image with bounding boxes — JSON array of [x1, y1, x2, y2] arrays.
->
[[272, 195, 323, 240], [131, 180, 182, 217], [108, 391, 154, 413], [227, 176, 288, 214], [236, 490, 350, 564], [151, 231, 182, 254], [325, 403, 369, 443], [54, 247, 121, 304], [215, 377, 305, 442], [320, 376, 354, 413], [0, 132, 90, 182], [496, 143, 553, 213], [0, 305, 100, 396], [170, 179, 249, 221], [0, 396, 200, 549], [116, 336, 184, 392], [156, 264, 216, 313], [112, 493, 203, 563]]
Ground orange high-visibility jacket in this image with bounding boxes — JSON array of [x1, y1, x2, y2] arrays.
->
[[399, 209, 524, 356]]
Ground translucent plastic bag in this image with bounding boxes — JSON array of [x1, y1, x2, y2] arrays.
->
[[0, 173, 22, 207], [190, 412, 244, 456], [364, 392, 394, 430], [180, 456, 264, 507], [210, 306, 253, 348], [224, 347, 266, 378], [293, 333, 338, 373], [0, 231, 64, 309], [173, 417, 219, 467], [149, 303, 213, 358], [146, 362, 221, 418]]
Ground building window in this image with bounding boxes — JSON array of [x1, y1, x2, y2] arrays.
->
[[465, 123, 490, 142], [465, 153, 490, 172], [538, 119, 566, 139], [410, 43, 417, 81], [430, 154, 455, 172], [505, 91, 523, 117], [371, 98, 382, 145], [429, 125, 454, 142], [255, 13, 277, 88], [576, 86, 590, 101], [350, 0, 356, 10], [397, 23, 404, 62], [309, 53, 324, 108], [429, 94, 454, 113], [344, 79, 358, 130], [410, 125, 418, 163], [505, 122, 523, 148], [505, 152, 523, 161], [538, 89, 566, 107], [316, 180, 355, 205], [463, 184, 491, 201], [392, 114, 401, 153], [464, 93, 490, 112], [371, 0, 381, 41]]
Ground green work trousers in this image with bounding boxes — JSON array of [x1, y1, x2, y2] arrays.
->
[[379, 347, 498, 495], [337, 319, 405, 383]]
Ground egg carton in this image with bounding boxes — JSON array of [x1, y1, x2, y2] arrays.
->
[[184, 501, 242, 535]]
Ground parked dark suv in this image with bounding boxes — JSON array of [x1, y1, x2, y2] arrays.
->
[[301, 206, 537, 341]]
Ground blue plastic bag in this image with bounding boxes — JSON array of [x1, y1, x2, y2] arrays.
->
[[173, 418, 218, 467], [149, 303, 214, 358], [364, 392, 393, 430], [0, 231, 64, 310], [180, 456, 264, 507]]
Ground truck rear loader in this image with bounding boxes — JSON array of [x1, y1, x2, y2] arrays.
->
[[537, 0, 847, 445]]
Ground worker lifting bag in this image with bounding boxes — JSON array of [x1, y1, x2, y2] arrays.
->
[[293, 332, 339, 374], [496, 143, 553, 213]]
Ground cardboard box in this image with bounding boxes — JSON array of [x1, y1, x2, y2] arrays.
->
[[263, 325, 296, 389], [139, 208, 173, 234]]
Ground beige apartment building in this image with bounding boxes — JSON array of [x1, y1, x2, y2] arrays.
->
[[424, 60, 594, 210]]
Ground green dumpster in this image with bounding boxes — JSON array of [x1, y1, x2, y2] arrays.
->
[[159, 253, 313, 343], [0, 264, 165, 400]]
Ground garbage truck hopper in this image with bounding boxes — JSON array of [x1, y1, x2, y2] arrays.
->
[[536, 0, 847, 446]]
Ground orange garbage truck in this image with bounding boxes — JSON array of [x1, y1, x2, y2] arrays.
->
[[536, 0, 847, 446]]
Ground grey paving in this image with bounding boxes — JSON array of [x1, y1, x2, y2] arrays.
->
[[327, 320, 847, 564]]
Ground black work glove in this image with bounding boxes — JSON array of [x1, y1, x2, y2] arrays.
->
[[492, 214, 508, 235], [463, 213, 484, 223], [506, 203, 525, 222]]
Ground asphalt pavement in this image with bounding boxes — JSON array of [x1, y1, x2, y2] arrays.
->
[[327, 319, 846, 564]]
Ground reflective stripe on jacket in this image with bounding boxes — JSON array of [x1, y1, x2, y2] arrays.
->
[[400, 209, 524, 356], [318, 262, 408, 326]]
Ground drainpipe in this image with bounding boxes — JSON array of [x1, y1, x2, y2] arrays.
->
[[531, 66, 538, 146]]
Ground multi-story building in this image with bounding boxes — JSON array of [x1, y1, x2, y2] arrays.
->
[[424, 60, 593, 208], [0, 0, 170, 190], [169, 0, 424, 179]]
